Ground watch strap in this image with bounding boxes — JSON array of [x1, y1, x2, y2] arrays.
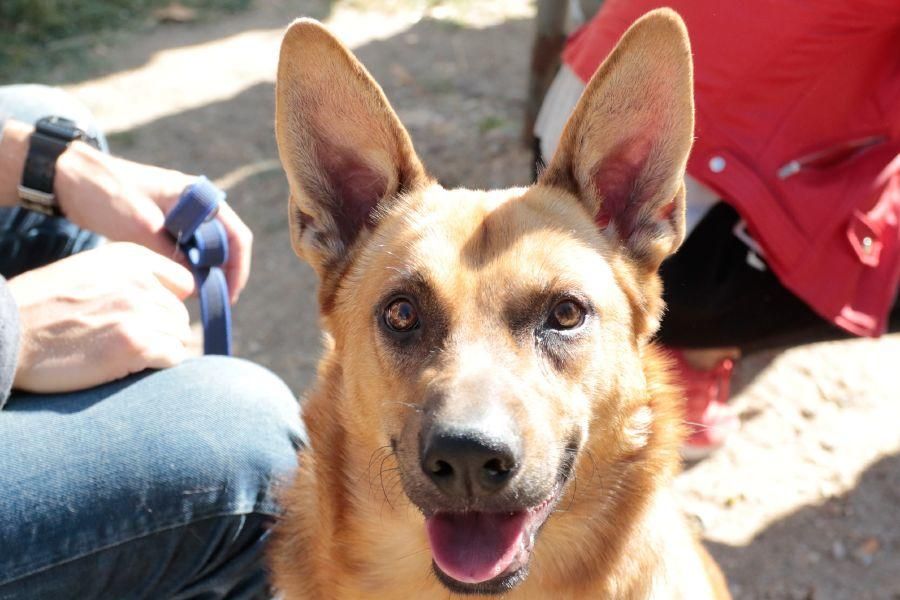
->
[[18, 117, 94, 217], [19, 131, 70, 216]]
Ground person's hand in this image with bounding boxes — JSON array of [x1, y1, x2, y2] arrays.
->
[[55, 141, 252, 302], [9, 242, 195, 394]]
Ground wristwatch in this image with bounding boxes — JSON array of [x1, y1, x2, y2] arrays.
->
[[17, 116, 96, 217]]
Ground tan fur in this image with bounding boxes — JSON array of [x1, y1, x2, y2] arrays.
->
[[271, 9, 730, 599]]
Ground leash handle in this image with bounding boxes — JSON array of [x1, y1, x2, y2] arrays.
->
[[164, 177, 233, 356], [165, 176, 223, 241]]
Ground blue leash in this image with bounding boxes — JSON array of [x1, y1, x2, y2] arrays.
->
[[164, 177, 232, 355]]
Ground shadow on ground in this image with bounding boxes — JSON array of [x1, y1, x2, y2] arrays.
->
[[709, 451, 900, 600]]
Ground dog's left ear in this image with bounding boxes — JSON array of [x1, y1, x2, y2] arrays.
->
[[275, 19, 427, 277], [539, 9, 694, 272]]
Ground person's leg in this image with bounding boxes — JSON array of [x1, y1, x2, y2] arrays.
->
[[658, 202, 900, 351], [0, 84, 106, 278], [0, 356, 305, 600], [658, 202, 900, 457]]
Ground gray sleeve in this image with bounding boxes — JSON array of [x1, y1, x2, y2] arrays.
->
[[0, 275, 20, 409]]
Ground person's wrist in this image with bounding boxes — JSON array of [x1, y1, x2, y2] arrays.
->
[[54, 140, 107, 217]]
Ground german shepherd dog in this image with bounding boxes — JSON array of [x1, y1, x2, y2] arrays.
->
[[270, 8, 730, 599]]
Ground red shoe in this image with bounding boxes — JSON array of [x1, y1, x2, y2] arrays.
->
[[668, 349, 739, 461]]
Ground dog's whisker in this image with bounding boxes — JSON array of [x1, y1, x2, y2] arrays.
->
[[583, 448, 600, 487], [377, 451, 399, 512], [392, 545, 432, 562], [382, 400, 422, 413], [385, 472, 404, 497], [379, 481, 406, 519], [362, 445, 394, 488], [365, 445, 392, 474], [564, 471, 578, 512]]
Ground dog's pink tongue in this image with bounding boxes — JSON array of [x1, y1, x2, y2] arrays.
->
[[425, 512, 527, 584]]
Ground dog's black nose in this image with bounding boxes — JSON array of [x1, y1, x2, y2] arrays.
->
[[422, 429, 519, 497]]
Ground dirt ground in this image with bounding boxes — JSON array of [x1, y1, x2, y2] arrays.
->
[[46, 1, 900, 597]]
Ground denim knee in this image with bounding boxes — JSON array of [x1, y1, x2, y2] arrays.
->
[[0, 513, 276, 600], [0, 357, 304, 590], [143, 356, 307, 518]]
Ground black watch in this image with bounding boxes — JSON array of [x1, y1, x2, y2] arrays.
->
[[17, 116, 96, 217]]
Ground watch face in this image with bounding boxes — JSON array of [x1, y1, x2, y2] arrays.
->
[[35, 116, 83, 142]]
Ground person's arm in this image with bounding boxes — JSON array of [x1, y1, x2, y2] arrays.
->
[[0, 275, 20, 409], [0, 118, 253, 397], [0, 120, 193, 401], [0, 119, 252, 302]]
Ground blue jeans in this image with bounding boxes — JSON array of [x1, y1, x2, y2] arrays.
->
[[0, 86, 306, 598], [0, 358, 305, 599]]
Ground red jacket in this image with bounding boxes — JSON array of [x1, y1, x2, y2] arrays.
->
[[564, 0, 900, 336]]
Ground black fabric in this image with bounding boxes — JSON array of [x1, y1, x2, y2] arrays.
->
[[657, 202, 900, 352], [532, 136, 546, 182], [0, 207, 102, 279]]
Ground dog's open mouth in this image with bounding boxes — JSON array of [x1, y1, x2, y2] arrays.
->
[[424, 485, 560, 592]]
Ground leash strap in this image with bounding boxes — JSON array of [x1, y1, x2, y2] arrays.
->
[[164, 176, 232, 355]]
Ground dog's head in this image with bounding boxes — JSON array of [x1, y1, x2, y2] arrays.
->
[[276, 9, 693, 595]]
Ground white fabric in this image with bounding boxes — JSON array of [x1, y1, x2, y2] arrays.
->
[[534, 65, 584, 163]]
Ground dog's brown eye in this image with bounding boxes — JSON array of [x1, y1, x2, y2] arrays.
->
[[384, 298, 419, 332], [547, 300, 585, 330]]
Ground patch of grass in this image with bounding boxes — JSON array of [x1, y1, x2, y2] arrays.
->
[[478, 115, 507, 134], [0, 0, 252, 83], [433, 14, 467, 30], [107, 130, 138, 149], [424, 77, 456, 94], [0, 0, 251, 42]]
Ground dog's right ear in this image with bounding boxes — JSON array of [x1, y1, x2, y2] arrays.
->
[[275, 19, 427, 276]]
